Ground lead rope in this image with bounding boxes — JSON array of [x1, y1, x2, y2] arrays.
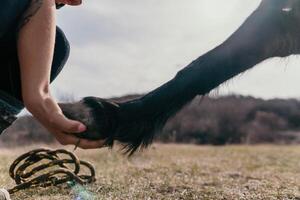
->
[[0, 148, 96, 199]]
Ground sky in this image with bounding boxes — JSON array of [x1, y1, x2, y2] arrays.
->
[[52, 0, 300, 100]]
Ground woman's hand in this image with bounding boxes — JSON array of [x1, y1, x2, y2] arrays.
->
[[55, 0, 82, 6], [25, 93, 105, 149]]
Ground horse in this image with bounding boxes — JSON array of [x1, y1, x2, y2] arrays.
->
[[60, 0, 300, 155]]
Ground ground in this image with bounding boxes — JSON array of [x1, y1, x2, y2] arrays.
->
[[0, 144, 300, 200]]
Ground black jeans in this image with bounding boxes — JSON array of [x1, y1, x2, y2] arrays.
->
[[0, 0, 70, 114]]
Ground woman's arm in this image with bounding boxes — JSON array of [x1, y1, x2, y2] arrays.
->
[[17, 0, 104, 149]]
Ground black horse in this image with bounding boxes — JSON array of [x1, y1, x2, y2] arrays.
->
[[59, 0, 300, 155]]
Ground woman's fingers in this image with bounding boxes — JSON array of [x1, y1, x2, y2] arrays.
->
[[49, 112, 86, 133], [68, 0, 82, 6], [75, 139, 106, 149], [51, 129, 79, 145], [51, 129, 105, 149]]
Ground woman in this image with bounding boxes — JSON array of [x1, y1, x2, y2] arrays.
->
[[0, 0, 104, 149]]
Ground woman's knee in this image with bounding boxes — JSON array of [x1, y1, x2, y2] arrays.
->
[[50, 27, 70, 82]]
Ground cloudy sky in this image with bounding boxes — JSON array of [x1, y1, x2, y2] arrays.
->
[[52, 0, 300, 100]]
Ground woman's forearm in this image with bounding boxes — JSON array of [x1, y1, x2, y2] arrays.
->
[[17, 0, 56, 108]]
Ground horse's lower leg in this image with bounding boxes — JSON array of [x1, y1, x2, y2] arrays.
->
[[61, 0, 300, 155]]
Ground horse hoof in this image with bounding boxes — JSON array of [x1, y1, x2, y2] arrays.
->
[[59, 97, 120, 146]]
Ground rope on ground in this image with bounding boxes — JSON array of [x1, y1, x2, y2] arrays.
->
[[7, 148, 96, 194]]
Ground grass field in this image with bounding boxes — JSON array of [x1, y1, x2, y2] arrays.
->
[[0, 144, 300, 200]]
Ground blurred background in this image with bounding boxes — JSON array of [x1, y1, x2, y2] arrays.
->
[[2, 0, 300, 146]]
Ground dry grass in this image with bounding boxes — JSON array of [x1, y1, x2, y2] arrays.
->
[[0, 144, 300, 200]]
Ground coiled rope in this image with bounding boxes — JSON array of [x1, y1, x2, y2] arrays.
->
[[7, 148, 96, 194]]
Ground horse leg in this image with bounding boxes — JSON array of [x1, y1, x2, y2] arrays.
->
[[61, 0, 300, 155]]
